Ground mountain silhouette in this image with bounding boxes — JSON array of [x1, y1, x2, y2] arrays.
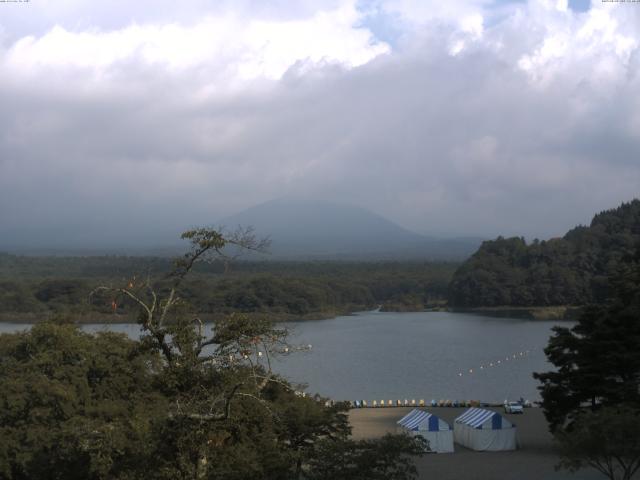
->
[[220, 197, 481, 260]]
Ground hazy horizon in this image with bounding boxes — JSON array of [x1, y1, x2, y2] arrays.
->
[[0, 193, 629, 254], [1, 0, 639, 248]]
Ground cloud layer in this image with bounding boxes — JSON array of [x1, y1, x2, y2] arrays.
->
[[1, 0, 639, 247]]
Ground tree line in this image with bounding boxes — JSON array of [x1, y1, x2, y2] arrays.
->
[[0, 257, 455, 322], [449, 199, 640, 307]]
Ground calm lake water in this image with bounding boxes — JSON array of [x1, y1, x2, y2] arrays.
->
[[0, 311, 562, 403]]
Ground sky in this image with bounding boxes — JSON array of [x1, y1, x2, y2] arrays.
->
[[0, 0, 639, 247]]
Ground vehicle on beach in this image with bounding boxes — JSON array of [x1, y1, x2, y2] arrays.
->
[[504, 401, 524, 414]]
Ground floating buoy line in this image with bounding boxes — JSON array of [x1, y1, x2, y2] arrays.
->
[[234, 343, 313, 361], [456, 349, 533, 378]]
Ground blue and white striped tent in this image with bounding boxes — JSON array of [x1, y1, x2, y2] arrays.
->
[[454, 408, 517, 451], [397, 409, 454, 453]]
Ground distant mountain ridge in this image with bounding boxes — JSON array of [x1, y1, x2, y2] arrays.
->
[[0, 198, 482, 260], [220, 197, 482, 260], [449, 199, 640, 307]]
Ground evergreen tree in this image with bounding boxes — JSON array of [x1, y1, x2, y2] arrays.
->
[[535, 246, 640, 480], [534, 245, 640, 430]]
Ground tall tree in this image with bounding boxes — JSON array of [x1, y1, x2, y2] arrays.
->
[[535, 246, 640, 480], [534, 246, 640, 431], [1, 227, 426, 479]]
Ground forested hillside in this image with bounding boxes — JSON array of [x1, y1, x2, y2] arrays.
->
[[449, 200, 640, 307], [0, 256, 455, 322]]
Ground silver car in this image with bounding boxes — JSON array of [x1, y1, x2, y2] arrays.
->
[[504, 401, 524, 414]]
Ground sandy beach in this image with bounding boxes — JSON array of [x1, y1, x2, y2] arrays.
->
[[349, 407, 610, 480]]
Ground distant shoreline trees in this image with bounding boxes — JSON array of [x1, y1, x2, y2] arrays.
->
[[449, 199, 640, 308], [0, 255, 455, 323]]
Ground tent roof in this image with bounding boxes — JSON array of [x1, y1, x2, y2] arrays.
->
[[397, 409, 450, 431], [455, 408, 512, 429]]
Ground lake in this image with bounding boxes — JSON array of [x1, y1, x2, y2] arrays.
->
[[0, 311, 562, 403]]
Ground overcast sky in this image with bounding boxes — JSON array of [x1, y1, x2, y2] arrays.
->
[[0, 0, 638, 247]]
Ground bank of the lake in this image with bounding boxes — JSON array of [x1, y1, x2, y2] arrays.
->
[[0, 310, 563, 404], [0, 302, 584, 325], [449, 305, 584, 321], [0, 307, 364, 325]]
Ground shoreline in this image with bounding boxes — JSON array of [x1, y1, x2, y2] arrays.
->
[[0, 308, 370, 325], [0, 304, 583, 324], [449, 305, 583, 321]]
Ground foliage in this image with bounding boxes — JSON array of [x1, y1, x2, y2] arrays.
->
[[449, 199, 640, 307], [305, 434, 428, 480], [0, 228, 426, 479], [0, 256, 457, 321], [533, 245, 640, 431], [0, 322, 164, 480], [555, 406, 640, 480], [535, 246, 640, 479]]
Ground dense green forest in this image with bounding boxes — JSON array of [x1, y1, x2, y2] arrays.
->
[[0, 229, 426, 479], [0, 255, 456, 322], [449, 200, 640, 308]]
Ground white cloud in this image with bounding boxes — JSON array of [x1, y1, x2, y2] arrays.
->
[[0, 0, 639, 245], [2, 0, 388, 95], [516, 2, 638, 87]]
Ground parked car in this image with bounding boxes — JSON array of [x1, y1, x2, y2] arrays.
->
[[504, 401, 524, 414]]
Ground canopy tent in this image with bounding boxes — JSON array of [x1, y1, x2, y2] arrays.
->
[[454, 408, 517, 451], [396, 409, 454, 453]]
